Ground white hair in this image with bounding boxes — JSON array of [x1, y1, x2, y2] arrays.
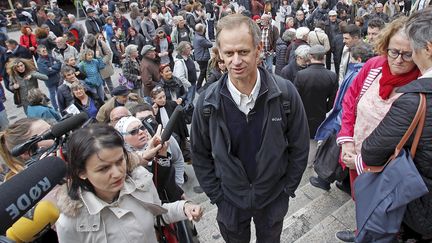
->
[[296, 27, 310, 39], [295, 45, 311, 59]]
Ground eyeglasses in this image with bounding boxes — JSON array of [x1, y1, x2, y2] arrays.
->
[[125, 125, 145, 136], [387, 48, 413, 62]]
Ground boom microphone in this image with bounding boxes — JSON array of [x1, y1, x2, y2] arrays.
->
[[11, 112, 89, 157], [160, 105, 183, 144], [6, 201, 60, 243], [0, 157, 66, 234]]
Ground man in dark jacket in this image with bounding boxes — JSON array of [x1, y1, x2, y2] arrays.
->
[[325, 10, 343, 75], [85, 7, 103, 35], [36, 45, 62, 111], [57, 65, 85, 115], [191, 14, 310, 243], [192, 23, 213, 90], [294, 45, 338, 138], [45, 12, 64, 37]]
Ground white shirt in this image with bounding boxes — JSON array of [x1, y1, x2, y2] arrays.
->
[[227, 70, 261, 115], [160, 107, 170, 128]]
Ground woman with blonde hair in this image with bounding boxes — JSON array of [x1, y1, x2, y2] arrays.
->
[[0, 118, 52, 180], [7, 58, 48, 113]]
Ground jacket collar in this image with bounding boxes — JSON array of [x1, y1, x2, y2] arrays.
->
[[203, 66, 282, 110], [307, 63, 326, 69], [79, 167, 160, 217], [397, 78, 432, 94]]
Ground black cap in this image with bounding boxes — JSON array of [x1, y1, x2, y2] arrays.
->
[[111, 85, 130, 96], [86, 7, 96, 13]]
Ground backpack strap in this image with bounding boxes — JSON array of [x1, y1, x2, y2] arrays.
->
[[274, 76, 291, 124]]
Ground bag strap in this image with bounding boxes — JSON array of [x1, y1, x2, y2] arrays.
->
[[365, 93, 426, 173]]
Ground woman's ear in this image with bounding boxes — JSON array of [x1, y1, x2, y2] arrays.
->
[[78, 172, 87, 180]]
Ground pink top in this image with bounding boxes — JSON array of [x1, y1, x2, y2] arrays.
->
[[353, 73, 402, 154]]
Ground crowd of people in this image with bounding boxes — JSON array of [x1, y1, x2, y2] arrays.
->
[[0, 0, 431, 242]]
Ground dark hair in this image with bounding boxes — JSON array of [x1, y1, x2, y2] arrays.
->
[[367, 18, 385, 30], [5, 39, 18, 46], [27, 88, 47, 105], [130, 103, 153, 116], [66, 124, 130, 200], [61, 65, 75, 77], [350, 42, 375, 62], [341, 24, 361, 38]]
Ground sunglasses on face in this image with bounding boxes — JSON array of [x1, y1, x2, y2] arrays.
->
[[125, 125, 146, 136]]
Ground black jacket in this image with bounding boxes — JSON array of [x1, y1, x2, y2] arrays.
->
[[45, 19, 64, 37], [362, 78, 432, 236], [191, 67, 309, 210], [294, 63, 338, 137], [275, 38, 290, 76], [155, 100, 189, 141], [85, 17, 103, 35]]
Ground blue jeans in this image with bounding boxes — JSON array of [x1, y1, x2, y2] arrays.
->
[[48, 86, 59, 111], [264, 53, 274, 74], [88, 84, 105, 101], [0, 109, 9, 131], [186, 84, 196, 103]]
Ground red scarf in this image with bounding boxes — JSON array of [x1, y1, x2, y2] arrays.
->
[[379, 61, 420, 100]]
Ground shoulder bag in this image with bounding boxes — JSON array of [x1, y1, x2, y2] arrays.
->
[[354, 93, 429, 242]]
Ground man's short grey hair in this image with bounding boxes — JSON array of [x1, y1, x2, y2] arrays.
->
[[125, 44, 138, 57], [296, 27, 310, 39], [295, 45, 311, 59], [68, 14, 76, 21], [47, 12, 55, 18], [216, 14, 261, 48], [405, 8, 432, 51], [282, 29, 296, 43], [195, 23, 205, 34], [176, 41, 191, 55]]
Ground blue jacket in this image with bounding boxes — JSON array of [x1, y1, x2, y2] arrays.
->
[[27, 105, 61, 122], [37, 55, 62, 88], [192, 33, 212, 62], [79, 58, 106, 88], [314, 63, 364, 140]]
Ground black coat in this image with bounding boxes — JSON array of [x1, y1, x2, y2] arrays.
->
[[294, 63, 338, 137], [155, 100, 189, 141], [362, 78, 432, 236], [275, 38, 290, 76], [85, 17, 103, 35], [45, 19, 64, 37], [280, 59, 306, 82]]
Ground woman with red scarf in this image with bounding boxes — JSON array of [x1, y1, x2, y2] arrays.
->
[[334, 16, 420, 242], [19, 25, 38, 56]]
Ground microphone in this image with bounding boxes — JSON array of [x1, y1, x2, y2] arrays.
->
[[6, 201, 60, 243], [0, 157, 66, 234], [11, 112, 89, 157], [160, 105, 183, 144]]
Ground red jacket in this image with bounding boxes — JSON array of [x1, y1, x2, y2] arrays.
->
[[337, 55, 387, 144], [19, 34, 38, 52]]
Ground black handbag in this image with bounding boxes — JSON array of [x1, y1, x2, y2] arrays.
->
[[13, 89, 21, 106], [313, 131, 348, 183], [183, 103, 194, 125]]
